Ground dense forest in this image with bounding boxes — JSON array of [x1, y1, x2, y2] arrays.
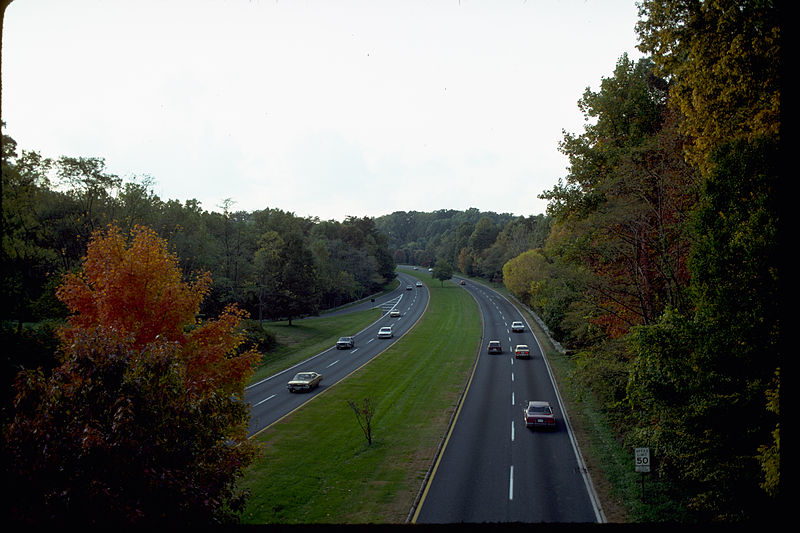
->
[[375, 208, 551, 281], [0, 148, 397, 326], [2, 0, 780, 524]]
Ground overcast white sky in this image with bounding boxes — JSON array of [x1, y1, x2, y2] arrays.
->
[[2, 0, 643, 222]]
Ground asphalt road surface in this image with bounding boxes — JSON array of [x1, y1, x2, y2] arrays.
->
[[413, 278, 604, 523], [245, 271, 429, 437]]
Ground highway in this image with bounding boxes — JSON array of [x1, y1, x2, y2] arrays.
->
[[244, 271, 429, 437], [413, 278, 604, 523]]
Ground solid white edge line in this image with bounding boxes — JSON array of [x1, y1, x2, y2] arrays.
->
[[492, 286, 607, 523], [451, 276, 607, 523]]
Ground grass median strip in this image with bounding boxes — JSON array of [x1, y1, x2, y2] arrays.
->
[[239, 278, 481, 524]]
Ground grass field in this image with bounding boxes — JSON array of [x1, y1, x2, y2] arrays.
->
[[238, 276, 481, 524]]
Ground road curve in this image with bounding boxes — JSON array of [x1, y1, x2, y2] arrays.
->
[[412, 277, 604, 523], [245, 271, 429, 438]]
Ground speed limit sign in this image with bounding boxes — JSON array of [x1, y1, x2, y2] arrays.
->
[[635, 447, 651, 473]]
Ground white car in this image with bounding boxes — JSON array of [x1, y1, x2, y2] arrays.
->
[[523, 400, 556, 430], [511, 321, 525, 332], [514, 344, 531, 358], [377, 326, 393, 339], [389, 309, 401, 317]]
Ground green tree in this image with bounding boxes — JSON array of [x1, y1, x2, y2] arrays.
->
[[540, 55, 694, 341], [1, 132, 60, 324], [431, 258, 453, 287], [260, 233, 321, 325], [253, 230, 285, 323], [626, 137, 780, 520], [55, 156, 121, 234], [636, 0, 780, 171]]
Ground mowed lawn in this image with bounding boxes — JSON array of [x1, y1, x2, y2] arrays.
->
[[239, 278, 481, 524]]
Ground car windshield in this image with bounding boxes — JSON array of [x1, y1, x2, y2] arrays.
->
[[529, 405, 551, 414], [295, 373, 313, 380]]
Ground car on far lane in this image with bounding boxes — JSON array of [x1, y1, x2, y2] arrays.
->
[[511, 321, 525, 332], [406, 284, 413, 290], [415, 281, 423, 287], [389, 309, 401, 317], [523, 400, 556, 430], [487, 340, 503, 354], [377, 326, 393, 339], [336, 336, 355, 349], [459, 279, 466, 285], [287, 371, 323, 392], [514, 344, 531, 358]]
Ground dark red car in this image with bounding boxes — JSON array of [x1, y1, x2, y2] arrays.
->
[[487, 340, 503, 354], [523, 400, 556, 430]]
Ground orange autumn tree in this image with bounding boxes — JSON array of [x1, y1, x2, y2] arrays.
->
[[3, 224, 260, 525], [56, 224, 257, 395]]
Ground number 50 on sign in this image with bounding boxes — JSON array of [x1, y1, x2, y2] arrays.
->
[[635, 447, 651, 473]]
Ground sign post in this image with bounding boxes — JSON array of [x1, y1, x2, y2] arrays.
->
[[635, 447, 650, 500]]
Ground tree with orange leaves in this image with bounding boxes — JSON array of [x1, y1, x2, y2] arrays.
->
[[3, 224, 261, 525]]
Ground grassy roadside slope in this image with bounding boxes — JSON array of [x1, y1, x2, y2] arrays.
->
[[248, 308, 383, 383], [239, 277, 481, 524]]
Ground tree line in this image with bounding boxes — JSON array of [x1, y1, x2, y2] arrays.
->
[[375, 208, 551, 281], [1, 144, 396, 328]]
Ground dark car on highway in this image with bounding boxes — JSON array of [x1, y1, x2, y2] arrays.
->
[[487, 340, 503, 354]]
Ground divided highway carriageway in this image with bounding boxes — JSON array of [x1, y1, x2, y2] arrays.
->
[[244, 268, 604, 523], [244, 271, 428, 437], [412, 277, 605, 524]]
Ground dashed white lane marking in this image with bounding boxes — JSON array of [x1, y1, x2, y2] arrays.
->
[[254, 394, 276, 406], [509, 466, 515, 500]]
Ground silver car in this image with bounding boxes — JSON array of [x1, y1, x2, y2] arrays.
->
[[377, 326, 393, 339], [336, 336, 355, 349]]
